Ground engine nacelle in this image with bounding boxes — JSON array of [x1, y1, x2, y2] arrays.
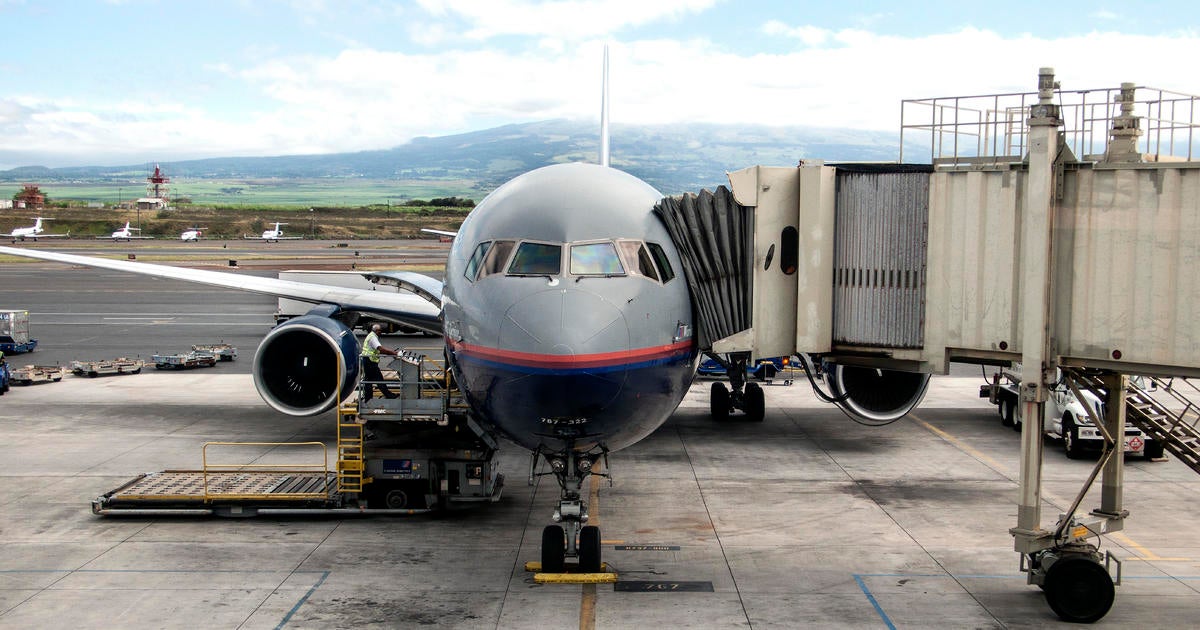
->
[[829, 364, 931, 424], [252, 315, 359, 416]]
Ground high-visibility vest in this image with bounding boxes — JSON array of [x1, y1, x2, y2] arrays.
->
[[361, 331, 381, 362]]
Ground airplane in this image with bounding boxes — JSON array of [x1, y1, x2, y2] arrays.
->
[[4, 217, 69, 242], [244, 222, 302, 242], [99, 221, 153, 241], [180, 227, 206, 242], [0, 51, 929, 574]]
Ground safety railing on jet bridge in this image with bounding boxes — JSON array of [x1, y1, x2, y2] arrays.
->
[[900, 83, 1200, 166]]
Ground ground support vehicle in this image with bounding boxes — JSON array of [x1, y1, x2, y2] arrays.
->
[[0, 310, 37, 354], [11, 365, 65, 386], [191, 344, 237, 361], [92, 352, 503, 516], [153, 351, 218, 370], [980, 365, 1163, 459], [70, 358, 144, 378]]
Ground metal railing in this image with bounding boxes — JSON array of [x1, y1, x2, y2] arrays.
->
[[900, 84, 1200, 166], [201, 441, 330, 501]]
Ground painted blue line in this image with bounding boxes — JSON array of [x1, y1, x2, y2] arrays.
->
[[276, 570, 329, 629], [854, 574, 897, 630]]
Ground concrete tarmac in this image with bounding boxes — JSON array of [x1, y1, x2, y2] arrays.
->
[[0, 246, 1198, 628]]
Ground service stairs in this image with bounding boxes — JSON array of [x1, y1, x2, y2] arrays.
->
[[1128, 377, 1200, 474], [336, 403, 365, 493], [1065, 368, 1200, 475]]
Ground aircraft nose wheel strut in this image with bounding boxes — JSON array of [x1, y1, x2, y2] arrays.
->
[[535, 448, 606, 574]]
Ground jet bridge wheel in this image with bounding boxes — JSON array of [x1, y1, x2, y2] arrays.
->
[[1043, 555, 1115, 623], [710, 382, 730, 421], [541, 525, 566, 573], [579, 525, 602, 573]]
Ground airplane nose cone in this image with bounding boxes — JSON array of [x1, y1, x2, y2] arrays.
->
[[497, 288, 630, 418], [499, 288, 630, 357]]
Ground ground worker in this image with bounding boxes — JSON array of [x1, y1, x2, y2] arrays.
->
[[360, 323, 399, 399]]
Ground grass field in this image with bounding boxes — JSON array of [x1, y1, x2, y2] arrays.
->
[[2, 178, 486, 207]]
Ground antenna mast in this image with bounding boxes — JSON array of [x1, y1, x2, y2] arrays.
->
[[600, 45, 610, 167]]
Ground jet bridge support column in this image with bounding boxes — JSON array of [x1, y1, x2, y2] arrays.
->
[[1012, 67, 1062, 552]]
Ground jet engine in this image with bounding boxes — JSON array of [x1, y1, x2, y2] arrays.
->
[[252, 315, 360, 416], [828, 364, 931, 424]]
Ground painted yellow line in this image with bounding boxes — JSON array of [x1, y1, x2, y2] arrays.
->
[[912, 414, 1189, 562], [538, 573, 617, 584], [1110, 532, 1192, 562], [580, 469, 603, 630]]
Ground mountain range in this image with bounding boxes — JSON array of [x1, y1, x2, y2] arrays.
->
[[0, 119, 911, 196]]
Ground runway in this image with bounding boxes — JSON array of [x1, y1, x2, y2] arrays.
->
[[1, 243, 1198, 628]]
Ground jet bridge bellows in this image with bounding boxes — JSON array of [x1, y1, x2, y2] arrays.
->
[[653, 187, 753, 350]]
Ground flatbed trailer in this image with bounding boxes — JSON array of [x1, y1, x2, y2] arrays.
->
[[11, 365, 64, 386], [191, 343, 237, 361], [152, 351, 218, 370], [92, 352, 504, 516], [70, 358, 144, 377]]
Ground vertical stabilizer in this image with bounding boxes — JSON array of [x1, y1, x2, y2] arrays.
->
[[600, 45, 610, 167]]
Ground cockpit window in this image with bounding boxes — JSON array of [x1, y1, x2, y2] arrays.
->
[[617, 240, 658, 281], [508, 242, 562, 275], [646, 242, 675, 283], [571, 242, 625, 276], [464, 241, 490, 281], [479, 240, 515, 278]]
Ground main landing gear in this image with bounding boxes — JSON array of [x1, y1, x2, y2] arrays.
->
[[533, 446, 608, 573], [707, 352, 765, 423]]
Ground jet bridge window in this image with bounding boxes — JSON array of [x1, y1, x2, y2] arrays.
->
[[571, 242, 625, 276], [617, 240, 659, 281], [464, 241, 491, 281], [479, 240, 516, 279], [508, 242, 562, 276]]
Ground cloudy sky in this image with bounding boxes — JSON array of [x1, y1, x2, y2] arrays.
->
[[1, 0, 1197, 168]]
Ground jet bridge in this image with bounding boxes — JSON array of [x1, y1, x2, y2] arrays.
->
[[657, 68, 1200, 622]]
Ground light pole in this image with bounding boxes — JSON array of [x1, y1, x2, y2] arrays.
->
[[309, 208, 315, 239]]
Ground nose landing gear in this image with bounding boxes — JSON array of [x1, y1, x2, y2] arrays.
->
[[533, 446, 608, 574]]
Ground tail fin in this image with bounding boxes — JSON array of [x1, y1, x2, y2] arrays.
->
[[600, 44, 610, 168]]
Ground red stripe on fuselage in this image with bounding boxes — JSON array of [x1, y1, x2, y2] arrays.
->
[[450, 339, 693, 369]]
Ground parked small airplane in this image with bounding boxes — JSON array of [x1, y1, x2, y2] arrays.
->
[[4, 217, 68, 242], [99, 221, 152, 241], [243, 222, 301, 243], [180, 227, 206, 242]]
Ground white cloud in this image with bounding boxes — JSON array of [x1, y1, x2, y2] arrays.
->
[[4, 26, 1199, 166], [417, 0, 718, 40]]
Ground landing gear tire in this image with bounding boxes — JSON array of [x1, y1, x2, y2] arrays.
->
[[541, 525, 565, 573], [1043, 555, 1115, 623], [1063, 417, 1085, 460], [744, 382, 765, 423], [710, 382, 730, 421], [579, 525, 602, 573], [999, 399, 1015, 427]]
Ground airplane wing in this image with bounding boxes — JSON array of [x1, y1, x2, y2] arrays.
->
[[242, 235, 264, 240], [0, 245, 443, 334], [420, 228, 458, 238]]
